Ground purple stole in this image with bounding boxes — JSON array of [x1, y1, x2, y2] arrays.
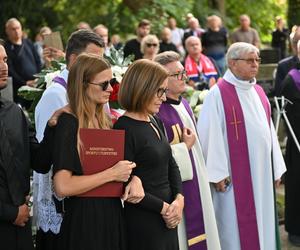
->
[[288, 69, 300, 92], [158, 98, 207, 250], [218, 79, 270, 250], [53, 76, 67, 89]]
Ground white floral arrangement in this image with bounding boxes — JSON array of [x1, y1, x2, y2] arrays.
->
[[183, 86, 209, 119], [18, 60, 65, 122]]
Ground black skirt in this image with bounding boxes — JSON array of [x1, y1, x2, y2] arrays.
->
[[58, 197, 126, 250]]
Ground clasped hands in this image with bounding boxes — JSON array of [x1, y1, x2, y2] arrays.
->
[[161, 194, 184, 229], [213, 177, 281, 192]]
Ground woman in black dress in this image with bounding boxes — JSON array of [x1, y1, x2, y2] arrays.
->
[[51, 54, 139, 250], [114, 59, 184, 250]]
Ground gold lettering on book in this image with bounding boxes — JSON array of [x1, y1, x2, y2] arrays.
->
[[85, 147, 118, 156]]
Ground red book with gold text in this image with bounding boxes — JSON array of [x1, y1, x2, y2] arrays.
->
[[79, 128, 125, 197]]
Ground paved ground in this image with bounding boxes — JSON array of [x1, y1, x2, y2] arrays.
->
[[278, 184, 300, 250], [280, 225, 300, 250]]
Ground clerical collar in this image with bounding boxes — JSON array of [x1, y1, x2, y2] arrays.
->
[[223, 69, 256, 90], [165, 96, 182, 105]]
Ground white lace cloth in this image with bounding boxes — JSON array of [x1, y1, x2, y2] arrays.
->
[[33, 169, 63, 234]]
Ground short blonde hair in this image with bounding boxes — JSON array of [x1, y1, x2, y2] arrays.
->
[[140, 34, 159, 54], [119, 59, 168, 112]]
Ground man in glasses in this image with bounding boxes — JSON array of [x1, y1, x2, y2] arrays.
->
[[197, 42, 286, 250], [155, 51, 221, 250]]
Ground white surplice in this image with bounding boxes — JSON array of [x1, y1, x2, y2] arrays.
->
[[196, 69, 286, 250], [169, 102, 221, 250], [32, 68, 69, 233]]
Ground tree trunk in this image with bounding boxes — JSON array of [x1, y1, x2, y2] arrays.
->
[[208, 0, 226, 16]]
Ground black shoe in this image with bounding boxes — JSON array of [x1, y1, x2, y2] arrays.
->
[[289, 234, 300, 247]]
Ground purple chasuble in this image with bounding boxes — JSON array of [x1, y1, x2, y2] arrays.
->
[[158, 98, 207, 250], [53, 76, 67, 89], [218, 79, 270, 250], [288, 69, 300, 92]]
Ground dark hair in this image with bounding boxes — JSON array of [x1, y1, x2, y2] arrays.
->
[[138, 19, 151, 28], [65, 29, 105, 65]]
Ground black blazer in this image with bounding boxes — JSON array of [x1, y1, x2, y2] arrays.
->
[[274, 55, 300, 96]]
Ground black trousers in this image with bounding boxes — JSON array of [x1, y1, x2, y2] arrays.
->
[[0, 220, 34, 250]]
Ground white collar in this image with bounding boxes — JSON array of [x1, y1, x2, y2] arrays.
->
[[223, 69, 256, 90], [60, 68, 69, 83]]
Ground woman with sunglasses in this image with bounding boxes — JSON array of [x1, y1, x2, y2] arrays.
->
[[114, 59, 184, 250], [50, 53, 138, 250], [141, 34, 160, 60]]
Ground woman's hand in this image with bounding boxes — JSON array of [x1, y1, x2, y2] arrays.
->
[[162, 194, 184, 229], [122, 175, 145, 203], [110, 160, 136, 182]]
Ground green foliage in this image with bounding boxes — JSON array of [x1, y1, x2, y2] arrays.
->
[[287, 0, 300, 29], [225, 0, 286, 43], [0, 0, 289, 48], [0, 0, 60, 40]]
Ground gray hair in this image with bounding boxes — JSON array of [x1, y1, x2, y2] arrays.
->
[[154, 51, 180, 65], [226, 42, 259, 65], [5, 18, 21, 28]]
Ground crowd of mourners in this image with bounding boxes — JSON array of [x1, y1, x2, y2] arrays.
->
[[1, 11, 300, 250]]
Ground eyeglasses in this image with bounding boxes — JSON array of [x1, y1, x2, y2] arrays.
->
[[157, 87, 169, 98], [234, 58, 261, 64], [169, 70, 189, 81], [146, 43, 158, 48], [88, 78, 117, 91]]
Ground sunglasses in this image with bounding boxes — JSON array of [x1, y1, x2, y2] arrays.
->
[[88, 78, 117, 91], [157, 87, 169, 98], [146, 43, 158, 48]]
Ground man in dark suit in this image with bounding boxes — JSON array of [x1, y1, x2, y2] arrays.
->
[[274, 26, 300, 96], [123, 19, 151, 60], [4, 18, 41, 108]]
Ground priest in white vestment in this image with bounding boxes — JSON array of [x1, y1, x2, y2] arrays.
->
[[197, 42, 286, 250], [155, 51, 221, 250]]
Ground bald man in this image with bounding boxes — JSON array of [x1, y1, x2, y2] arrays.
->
[[4, 18, 41, 108], [184, 36, 219, 90], [230, 15, 260, 48]]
